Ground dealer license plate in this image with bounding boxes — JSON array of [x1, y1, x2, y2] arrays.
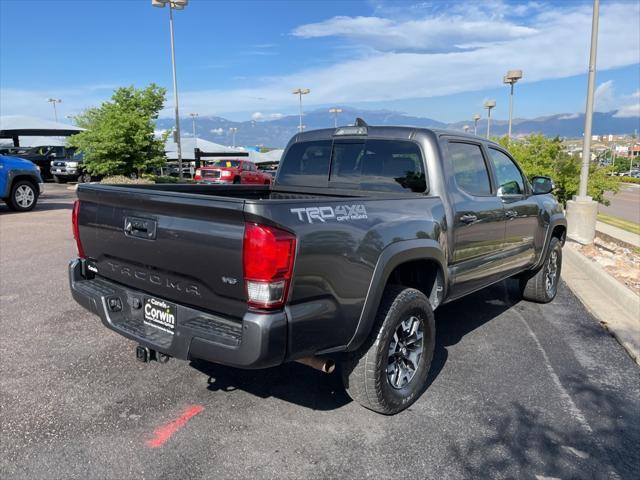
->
[[143, 297, 177, 334]]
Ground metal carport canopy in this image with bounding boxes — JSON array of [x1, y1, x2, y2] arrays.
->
[[0, 115, 84, 146]]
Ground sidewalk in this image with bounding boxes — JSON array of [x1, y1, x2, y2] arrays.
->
[[563, 238, 640, 366], [596, 221, 640, 248]]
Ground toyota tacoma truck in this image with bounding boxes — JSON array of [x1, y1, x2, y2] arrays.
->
[[69, 120, 566, 414]]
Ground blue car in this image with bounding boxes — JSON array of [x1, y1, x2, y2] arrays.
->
[[1, 155, 44, 212]]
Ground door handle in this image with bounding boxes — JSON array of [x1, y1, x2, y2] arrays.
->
[[460, 213, 478, 224], [505, 210, 518, 219]]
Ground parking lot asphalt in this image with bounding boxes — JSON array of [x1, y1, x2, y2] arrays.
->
[[1, 183, 639, 479]]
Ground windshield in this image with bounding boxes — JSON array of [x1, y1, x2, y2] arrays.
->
[[208, 160, 241, 168]]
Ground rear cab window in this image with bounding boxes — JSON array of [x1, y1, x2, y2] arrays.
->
[[277, 138, 426, 193]]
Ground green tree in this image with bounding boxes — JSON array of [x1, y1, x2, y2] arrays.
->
[[498, 134, 619, 206], [68, 84, 168, 176]]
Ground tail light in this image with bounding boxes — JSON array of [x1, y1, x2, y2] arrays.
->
[[194, 168, 202, 180], [243, 223, 296, 309], [72, 199, 85, 258], [221, 170, 232, 177]]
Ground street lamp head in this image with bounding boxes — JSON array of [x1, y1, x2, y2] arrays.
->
[[504, 69, 523, 84], [329, 107, 343, 114], [152, 0, 188, 8], [463, 125, 470, 132], [484, 100, 496, 109], [473, 113, 481, 121], [292, 88, 310, 95]]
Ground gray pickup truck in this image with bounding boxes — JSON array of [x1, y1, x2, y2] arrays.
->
[[69, 121, 566, 414]]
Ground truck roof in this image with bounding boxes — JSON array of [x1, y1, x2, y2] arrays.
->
[[291, 125, 501, 147]]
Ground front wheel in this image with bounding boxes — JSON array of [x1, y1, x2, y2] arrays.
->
[[519, 237, 562, 303], [78, 173, 92, 183], [342, 286, 436, 414], [7, 180, 38, 212]]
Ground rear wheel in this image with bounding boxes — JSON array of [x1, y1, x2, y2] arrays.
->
[[233, 177, 241, 184], [519, 237, 562, 303], [7, 180, 38, 212], [342, 286, 435, 414]]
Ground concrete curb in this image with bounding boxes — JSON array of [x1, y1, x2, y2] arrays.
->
[[563, 242, 640, 366]]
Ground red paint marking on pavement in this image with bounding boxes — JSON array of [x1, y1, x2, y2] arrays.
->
[[146, 405, 204, 448]]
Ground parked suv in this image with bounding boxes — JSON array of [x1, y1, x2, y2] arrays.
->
[[1, 155, 44, 211], [194, 159, 272, 184]]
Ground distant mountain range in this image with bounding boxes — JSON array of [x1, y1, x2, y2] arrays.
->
[[156, 107, 640, 149]]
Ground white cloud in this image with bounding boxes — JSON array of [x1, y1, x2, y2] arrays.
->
[[171, 1, 639, 116], [292, 15, 537, 53], [614, 90, 640, 118], [269, 113, 284, 119], [1, 2, 639, 119], [251, 112, 265, 121], [210, 128, 224, 135], [558, 113, 580, 120], [594, 80, 616, 111]]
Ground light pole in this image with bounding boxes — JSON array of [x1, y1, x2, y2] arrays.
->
[[66, 115, 75, 125], [229, 127, 238, 147], [47, 98, 62, 122], [329, 107, 342, 128], [504, 70, 523, 140], [292, 88, 310, 132], [190, 113, 198, 148], [566, 0, 600, 244], [152, 0, 189, 179], [483, 100, 496, 138], [473, 114, 480, 136]]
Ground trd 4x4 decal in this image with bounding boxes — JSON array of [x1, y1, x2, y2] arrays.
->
[[290, 205, 368, 223]]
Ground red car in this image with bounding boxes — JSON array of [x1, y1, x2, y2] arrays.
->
[[194, 159, 272, 185]]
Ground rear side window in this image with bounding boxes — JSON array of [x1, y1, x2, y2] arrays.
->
[[277, 140, 332, 187], [448, 142, 491, 196], [330, 140, 426, 193]]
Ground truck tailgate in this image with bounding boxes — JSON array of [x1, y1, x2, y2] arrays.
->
[[76, 185, 248, 318]]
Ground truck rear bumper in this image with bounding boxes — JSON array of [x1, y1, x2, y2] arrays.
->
[[69, 259, 287, 369]]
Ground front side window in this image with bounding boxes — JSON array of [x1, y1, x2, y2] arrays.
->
[[448, 142, 491, 196], [488, 148, 525, 195]]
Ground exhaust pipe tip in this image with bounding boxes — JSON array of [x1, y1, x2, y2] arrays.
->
[[296, 356, 336, 374]]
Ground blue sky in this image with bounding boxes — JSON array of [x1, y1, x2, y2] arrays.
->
[[1, 0, 638, 123]]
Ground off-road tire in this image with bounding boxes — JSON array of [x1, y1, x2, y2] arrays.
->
[[7, 180, 38, 212], [520, 237, 562, 303], [342, 286, 435, 414]]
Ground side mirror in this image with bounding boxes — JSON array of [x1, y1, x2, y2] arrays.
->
[[49, 152, 57, 159], [531, 176, 554, 195]]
